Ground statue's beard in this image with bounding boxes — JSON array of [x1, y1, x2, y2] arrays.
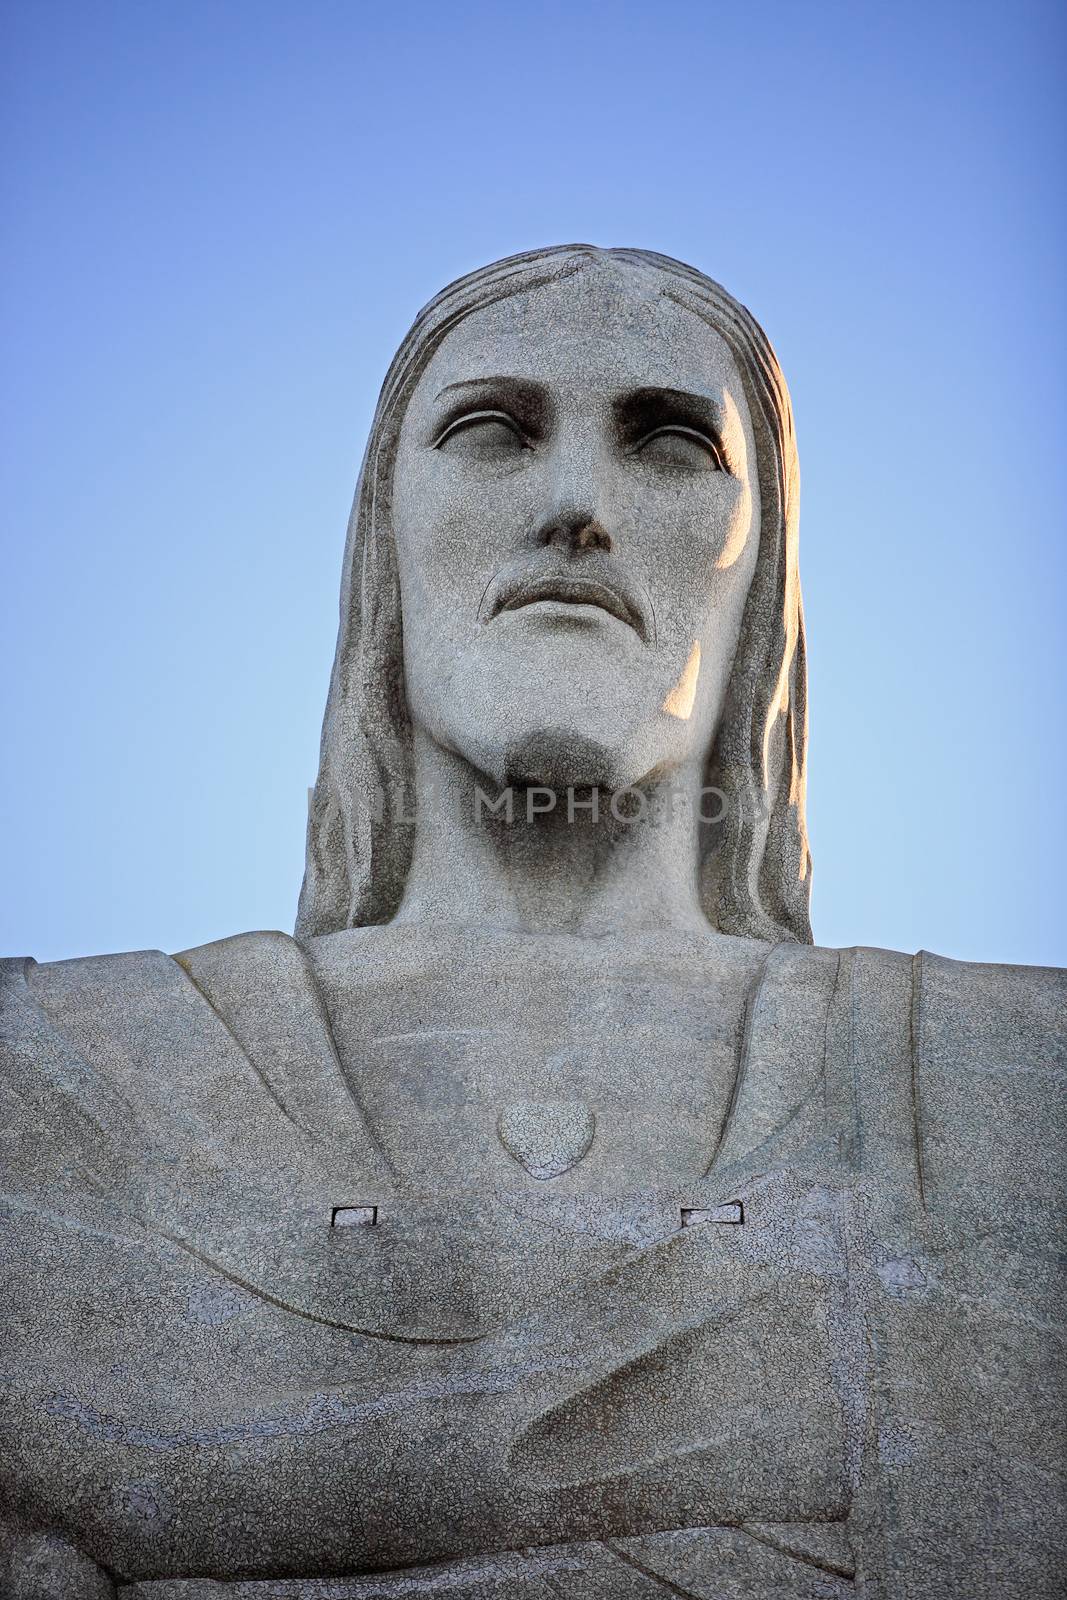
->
[[405, 629, 704, 798], [498, 727, 624, 792], [423, 686, 689, 799]]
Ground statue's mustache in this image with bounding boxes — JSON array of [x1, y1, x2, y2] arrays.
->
[[479, 557, 654, 645]]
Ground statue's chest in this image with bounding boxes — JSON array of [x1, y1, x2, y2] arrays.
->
[[315, 946, 749, 1189]]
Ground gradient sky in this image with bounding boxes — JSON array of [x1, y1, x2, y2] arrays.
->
[[2, 0, 1064, 967]]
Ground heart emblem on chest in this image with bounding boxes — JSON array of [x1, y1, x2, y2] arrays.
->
[[496, 1100, 596, 1180]]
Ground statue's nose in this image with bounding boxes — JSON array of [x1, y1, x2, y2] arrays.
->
[[538, 510, 613, 555], [536, 437, 615, 554]]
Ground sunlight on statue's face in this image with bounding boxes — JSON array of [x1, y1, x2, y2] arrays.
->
[[391, 262, 761, 792]]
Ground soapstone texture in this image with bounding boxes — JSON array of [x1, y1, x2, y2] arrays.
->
[[1, 248, 1064, 1598]]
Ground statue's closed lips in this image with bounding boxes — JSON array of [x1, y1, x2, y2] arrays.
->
[[485, 563, 651, 641]]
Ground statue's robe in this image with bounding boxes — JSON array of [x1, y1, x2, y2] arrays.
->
[[0, 928, 1064, 1599]]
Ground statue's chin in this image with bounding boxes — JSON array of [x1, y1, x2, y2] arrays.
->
[[410, 647, 693, 794], [498, 727, 623, 792], [445, 709, 679, 796]]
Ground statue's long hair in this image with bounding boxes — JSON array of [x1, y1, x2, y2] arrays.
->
[[296, 246, 812, 945]]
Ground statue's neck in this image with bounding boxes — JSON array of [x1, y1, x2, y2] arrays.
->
[[393, 731, 709, 937]]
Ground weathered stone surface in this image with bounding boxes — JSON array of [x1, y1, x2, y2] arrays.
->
[[2, 933, 1063, 1595], [1, 248, 1064, 1597]]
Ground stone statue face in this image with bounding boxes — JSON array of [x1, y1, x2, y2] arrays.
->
[[391, 262, 761, 792]]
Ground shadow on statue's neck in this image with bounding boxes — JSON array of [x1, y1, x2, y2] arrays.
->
[[393, 734, 710, 938]]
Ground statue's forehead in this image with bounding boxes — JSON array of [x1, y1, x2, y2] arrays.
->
[[413, 268, 745, 405]]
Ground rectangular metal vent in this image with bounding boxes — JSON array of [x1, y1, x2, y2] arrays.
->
[[330, 1205, 378, 1228], [681, 1201, 744, 1227]]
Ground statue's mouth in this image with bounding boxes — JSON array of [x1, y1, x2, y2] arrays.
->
[[488, 571, 649, 642]]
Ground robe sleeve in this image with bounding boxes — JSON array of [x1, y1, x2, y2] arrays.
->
[[860, 950, 1067, 1600]]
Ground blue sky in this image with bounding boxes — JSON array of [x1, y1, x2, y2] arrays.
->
[[2, 0, 1064, 966]]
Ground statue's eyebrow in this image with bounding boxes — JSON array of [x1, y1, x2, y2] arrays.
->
[[432, 375, 550, 432], [613, 385, 729, 445]]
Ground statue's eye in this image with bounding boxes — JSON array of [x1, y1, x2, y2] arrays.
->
[[631, 425, 725, 472], [432, 410, 529, 460]]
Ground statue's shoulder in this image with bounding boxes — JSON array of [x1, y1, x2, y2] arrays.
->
[[2, 928, 313, 1030], [911, 948, 1065, 1210], [798, 936, 1066, 1019], [1, 929, 364, 1153], [1, 944, 193, 1060], [907, 944, 1066, 1031], [810, 938, 1067, 1108], [174, 926, 316, 1002], [816, 939, 1067, 1048], [802, 941, 1066, 1220]]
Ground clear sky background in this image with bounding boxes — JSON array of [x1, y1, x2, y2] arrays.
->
[[2, 0, 1064, 967]]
